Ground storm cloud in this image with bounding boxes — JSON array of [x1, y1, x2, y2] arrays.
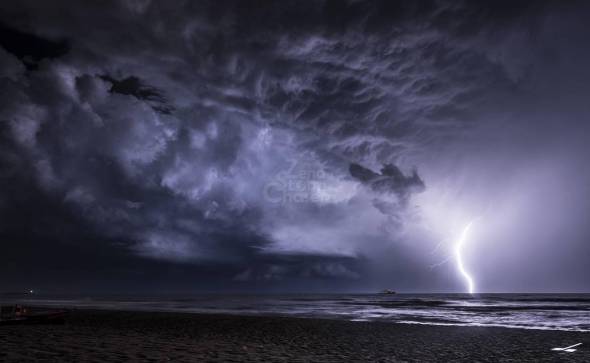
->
[[1, 0, 589, 293]]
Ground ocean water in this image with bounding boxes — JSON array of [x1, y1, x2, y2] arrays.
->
[[2, 293, 589, 332]]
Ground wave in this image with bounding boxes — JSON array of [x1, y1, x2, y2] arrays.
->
[[3, 293, 589, 332]]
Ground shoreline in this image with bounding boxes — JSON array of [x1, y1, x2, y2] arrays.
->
[[3, 301, 589, 333], [1, 308, 588, 362]]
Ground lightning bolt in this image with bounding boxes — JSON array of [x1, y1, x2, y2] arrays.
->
[[455, 220, 477, 294]]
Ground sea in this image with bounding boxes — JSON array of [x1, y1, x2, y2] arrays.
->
[[2, 293, 589, 332]]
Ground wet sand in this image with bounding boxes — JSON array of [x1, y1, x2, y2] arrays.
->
[[0, 309, 588, 362]]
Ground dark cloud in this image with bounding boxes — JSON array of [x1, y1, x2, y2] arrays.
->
[[0, 23, 68, 70], [100, 75, 174, 114], [350, 163, 425, 203], [0, 0, 589, 292]]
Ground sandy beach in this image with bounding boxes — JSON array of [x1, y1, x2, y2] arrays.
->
[[0, 309, 588, 362]]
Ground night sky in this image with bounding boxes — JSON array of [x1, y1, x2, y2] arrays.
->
[[1, 1, 589, 294]]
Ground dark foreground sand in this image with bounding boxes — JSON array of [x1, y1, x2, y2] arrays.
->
[[0, 310, 588, 362]]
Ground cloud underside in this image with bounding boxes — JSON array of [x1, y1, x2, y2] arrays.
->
[[0, 0, 549, 285]]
